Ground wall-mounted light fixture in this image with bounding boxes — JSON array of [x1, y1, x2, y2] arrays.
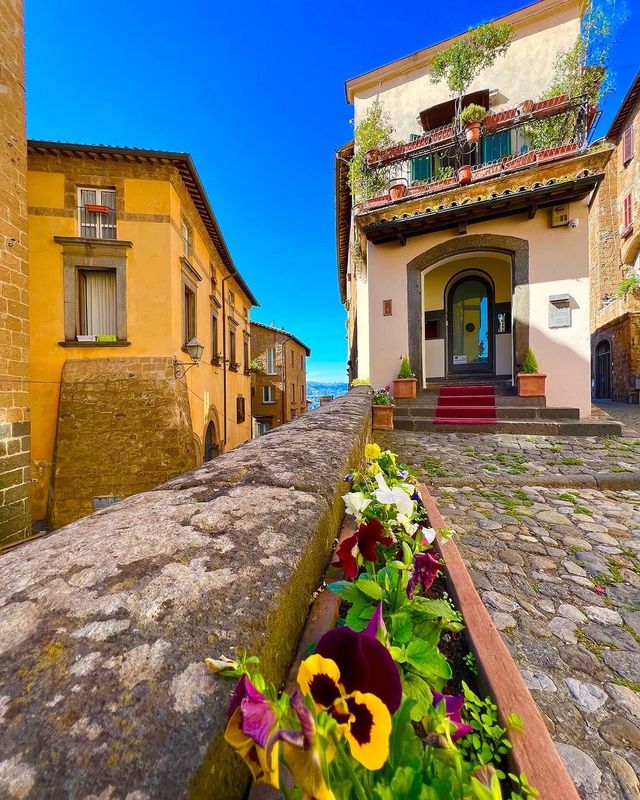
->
[[173, 337, 205, 378]]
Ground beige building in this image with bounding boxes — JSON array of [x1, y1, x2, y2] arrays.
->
[[337, 0, 607, 417], [590, 72, 640, 400], [0, 0, 31, 550], [250, 322, 310, 435]]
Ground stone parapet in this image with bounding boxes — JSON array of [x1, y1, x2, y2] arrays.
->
[[0, 387, 371, 800]]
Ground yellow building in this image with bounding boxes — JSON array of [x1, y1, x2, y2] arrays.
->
[[27, 141, 258, 528]]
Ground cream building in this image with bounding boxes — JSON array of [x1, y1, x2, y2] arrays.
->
[[337, 0, 608, 417]]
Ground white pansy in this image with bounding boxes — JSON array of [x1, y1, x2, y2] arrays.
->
[[395, 513, 419, 536], [342, 492, 372, 518], [420, 527, 437, 544], [373, 473, 415, 517]]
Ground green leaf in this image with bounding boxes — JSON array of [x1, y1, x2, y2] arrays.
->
[[345, 597, 375, 630], [355, 576, 384, 600], [328, 580, 363, 603], [391, 612, 413, 645], [402, 671, 434, 722], [405, 639, 453, 685]]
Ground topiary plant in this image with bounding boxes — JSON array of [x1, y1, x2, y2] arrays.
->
[[398, 356, 415, 378], [521, 348, 540, 374], [459, 103, 487, 126]]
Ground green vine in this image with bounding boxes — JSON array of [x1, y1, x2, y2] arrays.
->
[[348, 98, 396, 202]]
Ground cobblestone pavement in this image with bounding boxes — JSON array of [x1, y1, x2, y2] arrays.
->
[[382, 430, 640, 482], [596, 401, 640, 435], [379, 430, 640, 800]]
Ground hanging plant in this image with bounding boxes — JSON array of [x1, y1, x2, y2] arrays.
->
[[348, 98, 396, 202]]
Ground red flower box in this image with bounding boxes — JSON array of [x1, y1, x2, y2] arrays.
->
[[84, 204, 111, 214]]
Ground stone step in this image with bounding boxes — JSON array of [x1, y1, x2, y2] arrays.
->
[[393, 418, 623, 436], [395, 394, 546, 407], [394, 406, 580, 420]]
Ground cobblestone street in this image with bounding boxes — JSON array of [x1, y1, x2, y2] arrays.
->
[[379, 428, 640, 800]]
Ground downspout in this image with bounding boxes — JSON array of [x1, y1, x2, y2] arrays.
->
[[280, 335, 292, 424], [221, 273, 232, 448]]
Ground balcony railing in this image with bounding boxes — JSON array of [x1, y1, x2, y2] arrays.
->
[[358, 95, 596, 211]]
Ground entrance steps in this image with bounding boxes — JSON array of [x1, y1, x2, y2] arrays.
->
[[394, 384, 622, 436]]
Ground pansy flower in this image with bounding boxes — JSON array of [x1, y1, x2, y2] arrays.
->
[[432, 691, 473, 741], [407, 551, 441, 598], [365, 443, 382, 461], [224, 675, 280, 787], [373, 473, 415, 517], [363, 602, 388, 646], [271, 692, 335, 800], [342, 491, 371, 521], [297, 627, 401, 771], [334, 518, 393, 579]]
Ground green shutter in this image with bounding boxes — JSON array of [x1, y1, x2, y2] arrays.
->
[[409, 134, 432, 183], [481, 130, 512, 164]]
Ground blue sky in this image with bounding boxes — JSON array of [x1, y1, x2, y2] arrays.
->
[[25, 0, 638, 382]]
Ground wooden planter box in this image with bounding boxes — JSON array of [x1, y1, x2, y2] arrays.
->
[[372, 403, 394, 430], [393, 377, 417, 399], [516, 373, 546, 397]]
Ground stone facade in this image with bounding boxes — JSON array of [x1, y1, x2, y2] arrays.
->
[[251, 321, 310, 433], [0, 0, 31, 549], [0, 388, 371, 800], [590, 74, 640, 400], [49, 358, 197, 529]]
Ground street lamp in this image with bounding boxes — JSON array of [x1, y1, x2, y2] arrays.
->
[[173, 337, 205, 378]]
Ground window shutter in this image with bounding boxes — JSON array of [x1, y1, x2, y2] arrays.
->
[[481, 130, 512, 164], [623, 126, 634, 165], [624, 193, 633, 231], [409, 134, 432, 183]]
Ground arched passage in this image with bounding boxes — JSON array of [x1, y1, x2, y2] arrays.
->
[[594, 339, 612, 400], [407, 234, 529, 387]]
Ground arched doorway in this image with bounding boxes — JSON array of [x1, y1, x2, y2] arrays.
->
[[447, 275, 494, 375], [204, 421, 220, 461], [595, 340, 612, 400]]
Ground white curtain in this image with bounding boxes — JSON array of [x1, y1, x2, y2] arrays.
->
[[83, 271, 116, 336]]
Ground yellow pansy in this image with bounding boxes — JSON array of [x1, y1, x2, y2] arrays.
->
[[365, 443, 382, 461]]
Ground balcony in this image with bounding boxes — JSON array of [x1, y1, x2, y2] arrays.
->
[[353, 95, 610, 243]]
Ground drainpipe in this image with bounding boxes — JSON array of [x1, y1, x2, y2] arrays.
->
[[221, 273, 232, 448], [280, 334, 292, 424]]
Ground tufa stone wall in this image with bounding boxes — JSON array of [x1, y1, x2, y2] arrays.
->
[[0, 388, 371, 800], [0, 0, 31, 550], [49, 358, 197, 529]]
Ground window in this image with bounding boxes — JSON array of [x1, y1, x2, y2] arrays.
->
[[300, 354, 304, 369], [78, 269, 117, 336], [228, 290, 235, 308], [266, 347, 276, 374], [263, 385, 275, 403], [211, 313, 219, 359], [229, 328, 237, 366], [243, 336, 250, 372], [236, 396, 246, 423], [181, 221, 192, 259], [291, 351, 294, 366], [183, 285, 196, 345], [300, 384, 305, 403], [291, 383, 295, 403], [623, 125, 634, 166], [256, 419, 272, 436], [78, 188, 116, 239], [623, 193, 633, 237], [210, 265, 217, 292], [481, 130, 512, 164]]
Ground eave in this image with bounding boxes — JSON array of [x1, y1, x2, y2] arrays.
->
[[607, 71, 640, 141], [336, 141, 354, 304]]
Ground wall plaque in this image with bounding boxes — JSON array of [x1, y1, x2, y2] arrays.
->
[[548, 294, 571, 328], [383, 299, 392, 316]]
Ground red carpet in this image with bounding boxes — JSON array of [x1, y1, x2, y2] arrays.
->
[[434, 385, 497, 424]]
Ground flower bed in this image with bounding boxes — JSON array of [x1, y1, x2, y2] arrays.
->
[[205, 443, 570, 799]]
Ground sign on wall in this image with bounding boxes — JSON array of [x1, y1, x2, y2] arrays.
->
[[383, 299, 392, 316], [548, 294, 571, 328]]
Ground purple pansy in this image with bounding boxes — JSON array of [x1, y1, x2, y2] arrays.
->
[[407, 551, 441, 598], [432, 691, 473, 741], [363, 602, 388, 644], [227, 675, 277, 748]]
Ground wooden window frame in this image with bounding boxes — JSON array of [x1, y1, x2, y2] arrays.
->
[[622, 125, 634, 166], [77, 187, 116, 239], [263, 385, 275, 404]]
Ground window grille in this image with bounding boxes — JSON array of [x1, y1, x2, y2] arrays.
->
[[78, 188, 116, 239], [266, 347, 276, 374]]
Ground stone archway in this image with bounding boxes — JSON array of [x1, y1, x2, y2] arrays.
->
[[406, 234, 529, 387]]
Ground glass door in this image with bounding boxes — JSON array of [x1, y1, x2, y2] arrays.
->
[[447, 276, 493, 374]]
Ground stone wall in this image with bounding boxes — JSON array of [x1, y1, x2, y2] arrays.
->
[[0, 0, 31, 549], [0, 387, 371, 800], [49, 357, 197, 529]]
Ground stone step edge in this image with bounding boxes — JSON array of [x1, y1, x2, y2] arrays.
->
[[427, 471, 640, 490]]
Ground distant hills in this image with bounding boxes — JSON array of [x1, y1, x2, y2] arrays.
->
[[307, 382, 348, 410]]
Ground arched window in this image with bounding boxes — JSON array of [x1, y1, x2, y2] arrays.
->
[[204, 421, 220, 461], [595, 340, 612, 400]]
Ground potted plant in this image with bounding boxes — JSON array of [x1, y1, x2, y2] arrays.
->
[[388, 178, 408, 200], [459, 103, 487, 143], [516, 348, 546, 397], [457, 164, 472, 185], [371, 386, 394, 430], [393, 355, 418, 399]]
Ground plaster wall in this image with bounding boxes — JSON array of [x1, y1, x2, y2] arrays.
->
[[365, 201, 591, 415], [352, 6, 581, 140]]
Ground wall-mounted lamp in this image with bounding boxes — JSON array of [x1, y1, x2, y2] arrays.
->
[[173, 337, 204, 378]]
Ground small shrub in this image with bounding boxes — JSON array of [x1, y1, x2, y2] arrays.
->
[[371, 386, 392, 405], [398, 355, 415, 379], [460, 103, 487, 125], [351, 377, 370, 386], [521, 348, 539, 374]]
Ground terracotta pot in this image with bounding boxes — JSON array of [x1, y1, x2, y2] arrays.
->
[[372, 403, 394, 430], [393, 377, 417, 399], [457, 165, 472, 186], [464, 121, 481, 143], [389, 183, 407, 200], [516, 373, 547, 397]]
